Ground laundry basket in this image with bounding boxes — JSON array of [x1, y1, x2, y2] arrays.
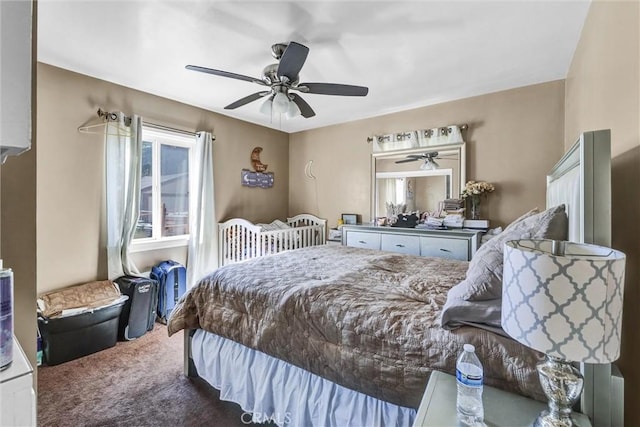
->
[[37, 280, 128, 365]]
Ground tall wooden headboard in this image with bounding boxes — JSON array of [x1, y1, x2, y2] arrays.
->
[[547, 129, 622, 427]]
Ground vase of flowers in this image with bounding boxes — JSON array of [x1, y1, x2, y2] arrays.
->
[[461, 180, 495, 220]]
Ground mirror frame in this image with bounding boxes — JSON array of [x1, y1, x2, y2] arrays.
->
[[370, 142, 466, 221]]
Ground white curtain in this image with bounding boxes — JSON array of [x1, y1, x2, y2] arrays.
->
[[384, 178, 398, 205], [187, 131, 216, 288], [105, 114, 142, 279]]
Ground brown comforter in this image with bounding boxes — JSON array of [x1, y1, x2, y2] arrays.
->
[[168, 245, 544, 408]]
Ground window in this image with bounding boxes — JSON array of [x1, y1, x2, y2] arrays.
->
[[133, 127, 194, 250]]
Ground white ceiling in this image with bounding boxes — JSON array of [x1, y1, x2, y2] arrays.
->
[[37, 1, 591, 134]]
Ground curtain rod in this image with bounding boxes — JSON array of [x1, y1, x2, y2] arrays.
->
[[143, 121, 199, 138], [85, 108, 214, 140]]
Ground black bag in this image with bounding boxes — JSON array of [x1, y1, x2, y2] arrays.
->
[[115, 276, 158, 340], [391, 213, 419, 228]]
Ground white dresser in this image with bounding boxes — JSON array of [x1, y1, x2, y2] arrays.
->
[[0, 337, 36, 427], [341, 225, 480, 261]]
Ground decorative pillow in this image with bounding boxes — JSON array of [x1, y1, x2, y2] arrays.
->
[[447, 204, 568, 302], [505, 207, 540, 227], [258, 219, 291, 232]]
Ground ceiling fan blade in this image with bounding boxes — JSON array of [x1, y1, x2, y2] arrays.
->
[[395, 158, 419, 164], [277, 42, 309, 81], [290, 93, 315, 118], [224, 91, 271, 110], [186, 65, 266, 86], [298, 82, 368, 96]]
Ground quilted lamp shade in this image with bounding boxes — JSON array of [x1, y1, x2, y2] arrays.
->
[[502, 239, 625, 364]]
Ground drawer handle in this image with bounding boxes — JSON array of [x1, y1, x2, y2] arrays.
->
[[358, 240, 367, 244], [440, 248, 451, 253], [395, 244, 405, 248]]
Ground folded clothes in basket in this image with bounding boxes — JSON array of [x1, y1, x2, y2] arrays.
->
[[37, 280, 123, 318]]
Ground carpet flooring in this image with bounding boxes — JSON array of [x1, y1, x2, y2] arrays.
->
[[38, 324, 260, 427]]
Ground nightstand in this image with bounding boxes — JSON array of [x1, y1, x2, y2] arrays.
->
[[0, 336, 36, 426], [413, 370, 591, 427]]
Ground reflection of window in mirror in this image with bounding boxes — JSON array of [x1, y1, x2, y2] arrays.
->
[[376, 171, 452, 216], [383, 178, 406, 204]]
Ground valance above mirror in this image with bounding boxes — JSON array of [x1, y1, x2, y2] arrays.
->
[[368, 124, 468, 153]]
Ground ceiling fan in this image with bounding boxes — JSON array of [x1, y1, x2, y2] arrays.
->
[[395, 152, 455, 170], [185, 41, 369, 119]]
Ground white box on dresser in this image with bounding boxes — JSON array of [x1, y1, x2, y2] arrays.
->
[[0, 336, 36, 427]]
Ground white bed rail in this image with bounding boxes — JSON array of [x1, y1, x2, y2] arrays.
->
[[218, 214, 327, 267]]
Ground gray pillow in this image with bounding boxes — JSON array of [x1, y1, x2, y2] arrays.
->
[[447, 204, 568, 302]]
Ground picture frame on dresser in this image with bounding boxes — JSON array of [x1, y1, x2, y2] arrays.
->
[[341, 213, 358, 225]]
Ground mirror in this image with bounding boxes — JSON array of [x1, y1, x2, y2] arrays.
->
[[371, 143, 466, 220]]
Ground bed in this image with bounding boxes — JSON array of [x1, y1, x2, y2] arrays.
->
[[546, 129, 621, 426], [218, 213, 327, 267], [168, 130, 613, 426], [169, 245, 546, 425]]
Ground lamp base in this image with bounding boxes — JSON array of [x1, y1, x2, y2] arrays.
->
[[534, 411, 576, 427], [534, 356, 584, 427]]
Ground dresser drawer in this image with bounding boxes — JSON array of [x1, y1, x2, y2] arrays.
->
[[381, 233, 421, 255], [345, 231, 381, 250], [420, 236, 469, 261]]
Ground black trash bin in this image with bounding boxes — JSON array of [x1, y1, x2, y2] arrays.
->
[[37, 280, 128, 366]]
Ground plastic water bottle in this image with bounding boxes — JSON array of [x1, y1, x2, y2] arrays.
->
[[456, 343, 484, 425]]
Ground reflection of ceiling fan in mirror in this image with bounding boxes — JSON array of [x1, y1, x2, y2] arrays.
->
[[185, 41, 369, 119], [395, 151, 456, 170]]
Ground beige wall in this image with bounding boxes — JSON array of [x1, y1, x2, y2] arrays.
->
[[289, 80, 565, 229], [0, 141, 37, 372], [0, 1, 38, 376], [564, 0, 640, 424], [36, 63, 289, 294]]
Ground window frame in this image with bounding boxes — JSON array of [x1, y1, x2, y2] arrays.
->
[[130, 126, 195, 253]]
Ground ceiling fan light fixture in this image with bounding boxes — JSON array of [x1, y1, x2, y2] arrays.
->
[[259, 96, 273, 115], [272, 92, 290, 114], [420, 158, 439, 170]]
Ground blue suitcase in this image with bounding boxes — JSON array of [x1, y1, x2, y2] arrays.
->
[[150, 260, 187, 324]]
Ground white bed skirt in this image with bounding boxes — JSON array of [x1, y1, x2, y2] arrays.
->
[[192, 329, 416, 427]]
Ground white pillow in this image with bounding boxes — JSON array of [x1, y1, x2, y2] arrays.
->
[[448, 204, 568, 301]]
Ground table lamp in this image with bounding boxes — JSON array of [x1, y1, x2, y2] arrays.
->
[[501, 239, 625, 427]]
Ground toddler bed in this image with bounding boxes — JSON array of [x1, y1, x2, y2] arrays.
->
[[218, 213, 327, 267]]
